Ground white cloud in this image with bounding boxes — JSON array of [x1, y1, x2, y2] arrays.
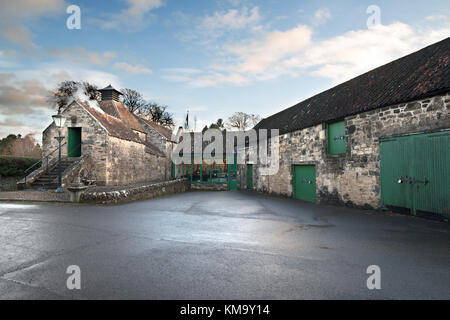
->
[[222, 25, 313, 75], [173, 5, 264, 46], [100, 0, 165, 31], [47, 48, 117, 66], [425, 14, 447, 21], [293, 22, 450, 82], [112, 62, 152, 75], [191, 72, 249, 87], [0, 0, 66, 19], [227, 0, 243, 7], [162, 68, 202, 82], [173, 21, 450, 87], [0, 50, 19, 68], [0, 64, 122, 140], [0, 0, 66, 50], [15, 64, 122, 89], [201, 6, 261, 32], [311, 8, 331, 26]]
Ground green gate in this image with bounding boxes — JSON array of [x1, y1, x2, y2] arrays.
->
[[228, 153, 238, 191], [68, 127, 81, 157], [380, 130, 450, 218], [293, 165, 316, 203], [247, 164, 253, 189]]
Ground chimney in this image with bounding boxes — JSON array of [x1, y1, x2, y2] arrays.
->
[[98, 84, 122, 102]]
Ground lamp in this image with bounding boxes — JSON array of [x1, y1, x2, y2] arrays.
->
[[52, 113, 66, 128], [52, 112, 66, 193]]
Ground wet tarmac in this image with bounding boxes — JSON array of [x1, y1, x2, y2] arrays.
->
[[0, 191, 449, 299]]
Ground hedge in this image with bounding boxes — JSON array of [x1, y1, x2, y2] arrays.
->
[[0, 156, 40, 177]]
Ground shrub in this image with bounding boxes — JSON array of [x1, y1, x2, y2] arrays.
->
[[0, 156, 40, 177]]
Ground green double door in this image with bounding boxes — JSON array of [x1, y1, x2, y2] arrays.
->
[[293, 165, 316, 203], [228, 154, 238, 191], [68, 127, 82, 157], [380, 130, 450, 217]]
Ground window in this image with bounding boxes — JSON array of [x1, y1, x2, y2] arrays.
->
[[327, 120, 346, 154]]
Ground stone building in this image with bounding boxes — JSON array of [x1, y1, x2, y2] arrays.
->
[[239, 37, 450, 219], [27, 85, 175, 188]]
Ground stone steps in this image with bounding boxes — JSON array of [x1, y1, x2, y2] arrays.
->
[[29, 158, 78, 190]]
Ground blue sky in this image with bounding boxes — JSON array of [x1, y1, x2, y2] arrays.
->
[[0, 0, 449, 141]]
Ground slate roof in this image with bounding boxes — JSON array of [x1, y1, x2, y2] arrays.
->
[[138, 117, 174, 140], [255, 37, 450, 135], [99, 100, 144, 133], [98, 84, 123, 95], [78, 102, 166, 157]]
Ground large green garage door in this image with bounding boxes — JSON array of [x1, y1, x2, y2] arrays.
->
[[380, 130, 450, 219], [293, 165, 316, 203]]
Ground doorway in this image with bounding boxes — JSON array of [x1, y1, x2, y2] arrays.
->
[[68, 127, 81, 157]]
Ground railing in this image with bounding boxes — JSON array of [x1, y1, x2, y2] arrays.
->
[[23, 142, 67, 186]]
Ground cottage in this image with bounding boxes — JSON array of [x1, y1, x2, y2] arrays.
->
[[240, 37, 450, 219], [23, 85, 176, 189]]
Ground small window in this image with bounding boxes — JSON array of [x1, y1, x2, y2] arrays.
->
[[327, 120, 346, 154]]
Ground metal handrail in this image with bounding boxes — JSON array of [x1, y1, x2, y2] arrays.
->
[[23, 142, 67, 186], [25, 142, 67, 175]]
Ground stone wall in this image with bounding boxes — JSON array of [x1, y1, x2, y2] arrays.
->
[[247, 92, 450, 209], [0, 176, 20, 191], [106, 136, 167, 186], [191, 183, 228, 191], [80, 179, 190, 204], [138, 118, 168, 153], [42, 102, 108, 185], [136, 118, 176, 180]]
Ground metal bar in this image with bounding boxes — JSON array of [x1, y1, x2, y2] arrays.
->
[[428, 133, 450, 138]]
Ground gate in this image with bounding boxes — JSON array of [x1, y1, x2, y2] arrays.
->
[[293, 165, 316, 203], [380, 130, 450, 219], [177, 153, 238, 190]]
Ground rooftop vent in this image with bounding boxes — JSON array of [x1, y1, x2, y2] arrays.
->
[[98, 84, 122, 102]]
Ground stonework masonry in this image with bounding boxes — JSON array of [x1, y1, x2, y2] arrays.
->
[[243, 92, 450, 209], [42, 102, 169, 187], [43, 102, 108, 185], [81, 179, 190, 204], [106, 136, 166, 186]]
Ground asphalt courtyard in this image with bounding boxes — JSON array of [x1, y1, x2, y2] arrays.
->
[[0, 190, 449, 300]]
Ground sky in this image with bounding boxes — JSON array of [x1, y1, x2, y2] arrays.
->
[[0, 0, 449, 142]]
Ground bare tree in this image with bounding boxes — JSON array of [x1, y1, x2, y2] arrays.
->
[[226, 112, 260, 131], [140, 102, 175, 127], [49, 81, 99, 112], [121, 88, 146, 114]]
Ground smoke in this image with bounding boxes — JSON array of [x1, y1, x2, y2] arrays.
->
[[71, 83, 105, 114]]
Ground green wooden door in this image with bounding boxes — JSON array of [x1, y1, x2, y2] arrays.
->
[[380, 131, 450, 218], [380, 136, 414, 209], [172, 163, 177, 179], [293, 165, 316, 203], [228, 154, 238, 190], [412, 132, 450, 216], [67, 127, 81, 157], [247, 164, 253, 189], [328, 120, 346, 154]]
